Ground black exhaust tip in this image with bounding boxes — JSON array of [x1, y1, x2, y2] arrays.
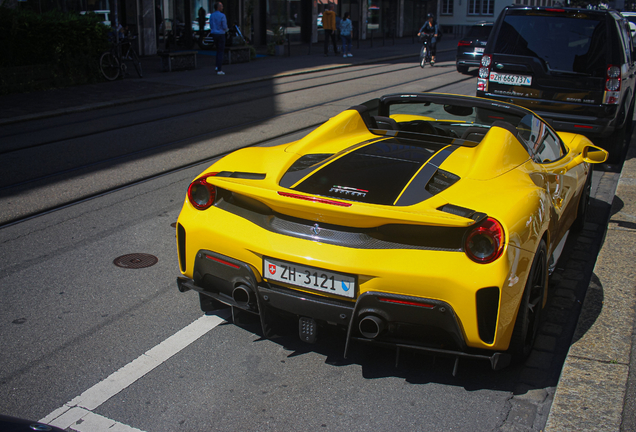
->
[[232, 284, 253, 305], [358, 315, 385, 339]]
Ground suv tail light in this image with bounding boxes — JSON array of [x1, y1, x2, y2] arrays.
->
[[477, 55, 492, 92], [605, 65, 621, 104], [458, 40, 471, 47], [187, 173, 218, 210], [464, 217, 505, 264]]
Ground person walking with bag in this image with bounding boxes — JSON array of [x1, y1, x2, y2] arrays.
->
[[340, 12, 353, 57], [322, 3, 339, 56], [210, 1, 228, 75]]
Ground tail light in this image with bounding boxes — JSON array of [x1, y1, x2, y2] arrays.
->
[[457, 40, 471, 47], [187, 173, 218, 210], [480, 54, 492, 72], [604, 65, 621, 104], [477, 54, 492, 92], [464, 217, 505, 264]]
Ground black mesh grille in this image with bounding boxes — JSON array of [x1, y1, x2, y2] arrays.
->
[[425, 169, 460, 195]]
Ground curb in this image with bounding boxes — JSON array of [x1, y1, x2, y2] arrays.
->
[[545, 140, 636, 431]]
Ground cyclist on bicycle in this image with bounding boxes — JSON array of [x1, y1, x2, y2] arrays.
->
[[417, 14, 439, 65]]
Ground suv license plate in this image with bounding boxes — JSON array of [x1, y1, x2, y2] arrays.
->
[[489, 72, 532, 86], [263, 257, 356, 298], [475, 47, 484, 53]]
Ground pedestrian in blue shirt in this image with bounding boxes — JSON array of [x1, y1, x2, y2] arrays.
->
[[210, 1, 228, 75]]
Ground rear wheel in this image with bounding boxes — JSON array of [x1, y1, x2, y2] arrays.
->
[[99, 52, 120, 81], [508, 240, 547, 363], [572, 170, 592, 232], [602, 125, 627, 165], [602, 98, 634, 165]]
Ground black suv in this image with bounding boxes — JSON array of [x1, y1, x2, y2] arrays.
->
[[476, 6, 635, 161], [456, 22, 493, 74]]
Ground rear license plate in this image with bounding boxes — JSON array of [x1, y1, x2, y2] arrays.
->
[[489, 71, 532, 86], [263, 257, 356, 298], [475, 47, 484, 53]]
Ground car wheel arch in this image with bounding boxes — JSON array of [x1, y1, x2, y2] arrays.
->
[[507, 238, 548, 362]]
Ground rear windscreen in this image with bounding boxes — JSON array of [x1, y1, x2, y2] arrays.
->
[[464, 25, 492, 40], [495, 12, 607, 75]]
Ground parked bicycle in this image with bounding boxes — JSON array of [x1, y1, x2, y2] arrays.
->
[[100, 35, 143, 81]]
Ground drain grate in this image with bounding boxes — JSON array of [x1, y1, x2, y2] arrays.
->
[[113, 253, 159, 269]]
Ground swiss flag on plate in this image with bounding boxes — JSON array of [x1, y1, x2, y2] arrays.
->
[[268, 264, 276, 275]]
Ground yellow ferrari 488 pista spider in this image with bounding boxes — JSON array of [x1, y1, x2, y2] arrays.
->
[[175, 93, 607, 370]]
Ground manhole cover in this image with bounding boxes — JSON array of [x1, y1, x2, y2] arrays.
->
[[113, 253, 158, 269]]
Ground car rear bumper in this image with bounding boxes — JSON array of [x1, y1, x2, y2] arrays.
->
[[176, 249, 512, 371], [476, 90, 619, 137], [456, 57, 482, 68]]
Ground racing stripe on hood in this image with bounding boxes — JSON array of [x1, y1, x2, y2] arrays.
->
[[395, 145, 458, 206], [288, 138, 448, 205], [279, 137, 384, 189]]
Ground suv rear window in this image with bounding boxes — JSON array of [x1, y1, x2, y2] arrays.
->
[[464, 24, 492, 40], [494, 11, 608, 76]]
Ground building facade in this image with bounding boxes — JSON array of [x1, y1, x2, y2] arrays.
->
[[83, 0, 438, 55]]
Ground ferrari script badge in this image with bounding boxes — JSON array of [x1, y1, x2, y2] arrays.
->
[[329, 185, 368, 197]]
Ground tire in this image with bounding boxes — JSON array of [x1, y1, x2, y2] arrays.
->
[[508, 240, 547, 363], [100, 52, 120, 81], [457, 65, 469, 74], [626, 98, 635, 142], [602, 124, 627, 165], [420, 47, 426, 68], [602, 98, 634, 164], [572, 169, 592, 232], [130, 49, 143, 78]]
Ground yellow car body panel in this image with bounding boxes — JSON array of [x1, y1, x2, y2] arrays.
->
[[176, 93, 608, 368], [179, 199, 535, 350]]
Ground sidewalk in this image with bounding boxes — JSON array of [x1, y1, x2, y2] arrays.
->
[[545, 140, 636, 431], [1, 34, 635, 431], [0, 35, 443, 125]]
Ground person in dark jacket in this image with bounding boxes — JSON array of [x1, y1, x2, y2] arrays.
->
[[322, 3, 338, 56], [418, 14, 439, 65]]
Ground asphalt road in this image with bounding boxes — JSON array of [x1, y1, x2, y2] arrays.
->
[[0, 54, 623, 432]]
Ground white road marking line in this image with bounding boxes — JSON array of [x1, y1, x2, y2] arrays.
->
[[49, 407, 145, 432], [40, 312, 229, 431]]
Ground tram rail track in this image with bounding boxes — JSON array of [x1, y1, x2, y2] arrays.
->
[[0, 63, 475, 227], [0, 63, 442, 155]]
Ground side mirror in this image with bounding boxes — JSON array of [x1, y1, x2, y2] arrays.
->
[[581, 144, 608, 164], [564, 144, 608, 172]]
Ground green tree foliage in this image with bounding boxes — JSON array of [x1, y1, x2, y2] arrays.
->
[[0, 6, 110, 93]]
